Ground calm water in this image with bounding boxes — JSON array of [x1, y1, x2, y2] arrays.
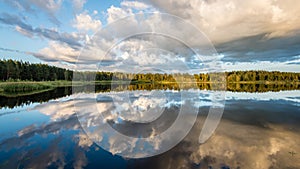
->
[[0, 86, 300, 169]]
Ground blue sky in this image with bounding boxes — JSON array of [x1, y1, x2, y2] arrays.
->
[[0, 0, 299, 72], [0, 0, 122, 62]]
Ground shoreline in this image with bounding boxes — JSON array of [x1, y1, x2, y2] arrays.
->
[[0, 80, 299, 97]]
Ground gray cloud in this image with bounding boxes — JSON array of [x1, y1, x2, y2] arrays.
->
[[0, 13, 82, 48], [1, 0, 62, 25], [71, 0, 87, 12], [216, 32, 300, 62], [2, 0, 299, 71], [0, 47, 29, 55], [147, 0, 300, 64]]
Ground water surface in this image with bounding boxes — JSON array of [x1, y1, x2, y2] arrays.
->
[[0, 85, 299, 169]]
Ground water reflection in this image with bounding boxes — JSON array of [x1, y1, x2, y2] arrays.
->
[[1, 82, 299, 109], [130, 106, 300, 169], [74, 90, 202, 158], [0, 87, 72, 109], [0, 89, 299, 168]]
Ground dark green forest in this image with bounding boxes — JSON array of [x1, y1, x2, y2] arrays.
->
[[1, 59, 300, 83], [0, 59, 73, 81]]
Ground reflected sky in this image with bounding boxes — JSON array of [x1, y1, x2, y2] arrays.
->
[[0, 90, 299, 168]]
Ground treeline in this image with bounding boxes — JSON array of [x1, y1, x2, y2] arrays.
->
[[0, 59, 72, 81], [1, 59, 300, 83], [72, 70, 300, 83], [78, 71, 300, 83], [225, 71, 300, 82]]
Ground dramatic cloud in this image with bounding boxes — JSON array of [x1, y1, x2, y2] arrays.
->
[[148, 0, 300, 43], [69, 8, 221, 72], [2, 0, 299, 72], [216, 33, 300, 62], [147, 0, 300, 62]]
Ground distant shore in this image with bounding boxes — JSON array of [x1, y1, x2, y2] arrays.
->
[[0, 80, 299, 97], [0, 60, 299, 97]]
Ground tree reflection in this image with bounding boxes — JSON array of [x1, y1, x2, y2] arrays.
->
[[1, 82, 299, 109]]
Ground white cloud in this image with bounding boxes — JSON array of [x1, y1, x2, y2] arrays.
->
[[106, 5, 134, 23], [31, 0, 300, 73], [38, 41, 81, 63], [106, 1, 154, 23], [36, 10, 221, 72], [121, 1, 151, 10], [73, 12, 102, 32], [148, 0, 300, 44]]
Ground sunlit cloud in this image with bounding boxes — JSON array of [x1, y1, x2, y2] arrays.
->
[[0, 0, 299, 72]]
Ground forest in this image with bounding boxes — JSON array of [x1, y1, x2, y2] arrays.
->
[[0, 59, 300, 83], [0, 59, 72, 81]]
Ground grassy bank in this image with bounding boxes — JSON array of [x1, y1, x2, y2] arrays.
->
[[0, 82, 51, 93], [0, 80, 129, 96], [0, 81, 73, 96]]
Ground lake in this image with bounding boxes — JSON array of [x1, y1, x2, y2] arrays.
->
[[0, 85, 299, 169]]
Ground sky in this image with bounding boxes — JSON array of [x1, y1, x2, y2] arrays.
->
[[0, 0, 299, 72]]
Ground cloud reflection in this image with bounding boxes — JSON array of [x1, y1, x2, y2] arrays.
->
[[0, 90, 299, 168]]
